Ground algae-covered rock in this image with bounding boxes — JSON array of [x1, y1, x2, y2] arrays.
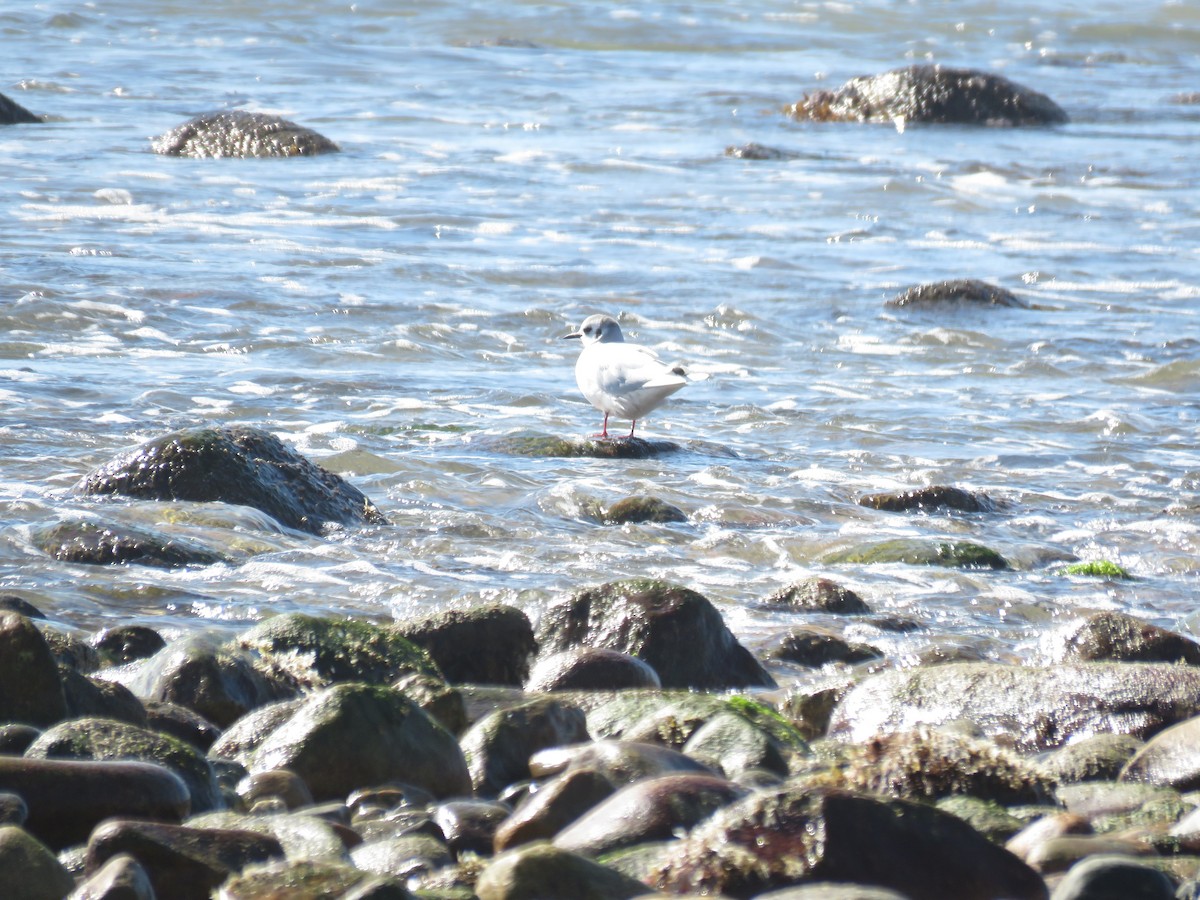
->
[[480, 432, 681, 459], [1038, 733, 1144, 785], [830, 662, 1200, 753], [601, 496, 688, 525], [824, 728, 1057, 805], [0, 92, 42, 125], [788, 65, 1067, 126], [239, 612, 440, 690], [26, 716, 222, 813], [476, 843, 649, 900], [219, 858, 414, 899], [77, 425, 387, 536], [396, 604, 534, 687], [823, 539, 1009, 570], [32, 519, 225, 568], [0, 825, 75, 900], [1057, 560, 1134, 579], [858, 485, 996, 513], [886, 279, 1029, 309], [651, 785, 1047, 899], [152, 110, 339, 159], [537, 579, 776, 690]]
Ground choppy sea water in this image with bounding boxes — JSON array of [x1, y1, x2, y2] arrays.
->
[[3, 0, 1200, 685]]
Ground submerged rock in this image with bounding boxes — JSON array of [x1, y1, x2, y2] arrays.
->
[[536, 579, 776, 690], [152, 110, 339, 159], [763, 577, 870, 614], [77, 425, 387, 536], [764, 628, 883, 668], [725, 142, 799, 160], [859, 485, 997, 513], [787, 65, 1067, 126], [32, 518, 226, 568], [651, 785, 1047, 899], [829, 662, 1200, 753], [601, 495, 688, 525], [397, 604, 535, 687], [886, 279, 1029, 309], [823, 538, 1009, 570], [0, 92, 42, 125]]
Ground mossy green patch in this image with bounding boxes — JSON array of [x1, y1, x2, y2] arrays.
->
[[1059, 560, 1133, 579]]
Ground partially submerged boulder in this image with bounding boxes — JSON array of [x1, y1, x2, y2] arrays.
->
[[77, 425, 387, 535], [788, 65, 1067, 127], [152, 110, 339, 159], [0, 92, 42, 125], [32, 518, 225, 569], [886, 279, 1028, 309]]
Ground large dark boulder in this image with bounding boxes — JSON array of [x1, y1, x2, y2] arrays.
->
[[536, 579, 775, 690], [0, 92, 41, 125], [830, 662, 1200, 753], [788, 65, 1067, 126], [77, 425, 387, 535], [0, 613, 67, 728], [651, 785, 1047, 899], [152, 110, 339, 158], [32, 518, 225, 568]]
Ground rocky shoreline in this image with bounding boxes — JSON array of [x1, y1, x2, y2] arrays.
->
[[0, 426, 1196, 899]]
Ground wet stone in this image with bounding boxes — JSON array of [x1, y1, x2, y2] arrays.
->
[[476, 842, 649, 900], [0, 92, 42, 125], [601, 496, 688, 525], [396, 603, 535, 687], [59, 668, 147, 726], [1046, 610, 1200, 665], [152, 110, 340, 159], [764, 628, 883, 668], [0, 757, 191, 849], [724, 142, 799, 160], [1050, 855, 1174, 900], [0, 612, 68, 728], [788, 65, 1067, 126], [76, 425, 386, 536], [763, 577, 870, 614], [886, 278, 1029, 309], [236, 769, 315, 812], [32, 518, 226, 568], [93, 624, 167, 664], [0, 725, 39, 755], [143, 700, 222, 752], [493, 768, 616, 851], [480, 431, 682, 459], [460, 697, 589, 797], [0, 824, 75, 900], [85, 819, 285, 900], [537, 579, 776, 690], [69, 852, 156, 900], [822, 538, 1009, 569], [1120, 715, 1200, 791], [350, 833, 453, 882], [1037, 733, 1144, 784], [529, 739, 718, 786], [431, 799, 511, 855], [525, 648, 662, 692], [26, 715, 222, 813], [858, 484, 997, 513]]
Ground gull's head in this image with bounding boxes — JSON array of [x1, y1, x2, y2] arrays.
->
[[564, 314, 625, 347]]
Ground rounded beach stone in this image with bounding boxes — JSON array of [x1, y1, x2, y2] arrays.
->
[[0, 612, 67, 727], [93, 624, 167, 663], [1049, 854, 1174, 900], [0, 824, 75, 900], [1120, 714, 1200, 790], [858, 484, 996, 513], [236, 769, 314, 811], [529, 739, 717, 786], [476, 843, 649, 900], [525, 648, 661, 692], [235, 683, 471, 802], [763, 577, 870, 614], [431, 799, 511, 855], [494, 768, 616, 851], [536, 579, 775, 690], [1047, 610, 1200, 665], [0, 756, 190, 849], [69, 852, 155, 900], [459, 697, 589, 797]]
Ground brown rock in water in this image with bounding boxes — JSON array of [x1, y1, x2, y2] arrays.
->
[[537, 579, 775, 690], [152, 110, 339, 158], [886, 279, 1028, 309], [651, 785, 1047, 899], [764, 577, 870, 614], [1048, 610, 1200, 665], [0, 757, 189, 849], [788, 65, 1067, 126], [859, 485, 996, 513]]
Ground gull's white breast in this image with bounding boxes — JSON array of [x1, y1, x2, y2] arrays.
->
[[575, 342, 686, 420]]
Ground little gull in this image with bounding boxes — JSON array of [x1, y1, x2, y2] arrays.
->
[[563, 314, 687, 439]]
